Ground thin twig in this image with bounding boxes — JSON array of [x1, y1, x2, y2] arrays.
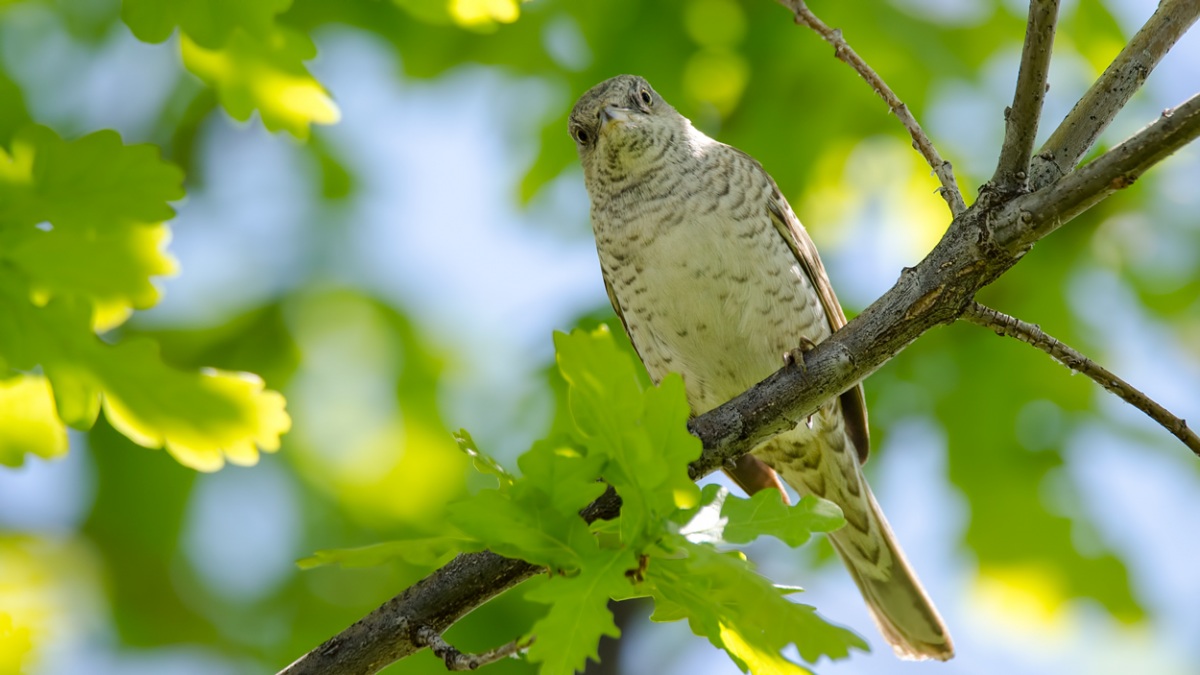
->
[[993, 0, 1060, 191], [417, 627, 532, 671], [779, 0, 967, 216], [998, 92, 1200, 252], [961, 302, 1200, 456], [1030, 0, 1200, 189]]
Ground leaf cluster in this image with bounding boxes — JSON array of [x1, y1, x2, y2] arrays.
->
[[306, 327, 865, 673], [0, 125, 289, 470]]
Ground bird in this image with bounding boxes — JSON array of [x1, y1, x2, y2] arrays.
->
[[569, 74, 953, 661]]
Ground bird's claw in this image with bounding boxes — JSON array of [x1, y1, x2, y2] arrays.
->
[[782, 337, 819, 373], [783, 338, 818, 430]]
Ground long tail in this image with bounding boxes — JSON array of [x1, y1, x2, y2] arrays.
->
[[827, 483, 954, 660], [760, 429, 954, 661]]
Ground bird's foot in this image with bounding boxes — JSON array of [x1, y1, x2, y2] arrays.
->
[[782, 336, 819, 373], [783, 338, 819, 429]]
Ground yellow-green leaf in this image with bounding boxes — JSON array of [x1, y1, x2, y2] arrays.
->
[[0, 374, 68, 466], [0, 126, 183, 330], [0, 287, 290, 472], [181, 27, 340, 139], [97, 340, 290, 471]]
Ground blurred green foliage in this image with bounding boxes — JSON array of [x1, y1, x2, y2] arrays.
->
[[0, 0, 1197, 673]]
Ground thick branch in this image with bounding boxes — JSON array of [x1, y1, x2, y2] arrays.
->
[[961, 302, 1200, 456], [779, 0, 967, 215], [992, 0, 1059, 191], [279, 552, 539, 675], [1030, 0, 1200, 189]]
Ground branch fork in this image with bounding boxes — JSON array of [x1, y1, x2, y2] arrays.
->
[[416, 627, 532, 671]]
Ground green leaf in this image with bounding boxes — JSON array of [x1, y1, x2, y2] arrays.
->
[[516, 437, 607, 514], [181, 26, 339, 139], [721, 490, 845, 547], [645, 537, 868, 668], [553, 327, 701, 546], [0, 125, 183, 229], [7, 222, 177, 330], [121, 0, 292, 47], [640, 373, 703, 506], [717, 623, 815, 675], [446, 487, 597, 570], [297, 536, 467, 570], [525, 548, 636, 675], [0, 124, 286, 470], [0, 67, 30, 146], [453, 428, 515, 487], [0, 374, 68, 466], [553, 326, 644, 443], [121, 0, 337, 138], [0, 288, 290, 472], [0, 125, 183, 330]]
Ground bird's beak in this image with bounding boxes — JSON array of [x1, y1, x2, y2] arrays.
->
[[600, 106, 633, 131]]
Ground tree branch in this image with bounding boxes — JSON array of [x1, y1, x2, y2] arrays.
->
[[279, 552, 540, 675], [1029, 0, 1200, 189], [997, 92, 1200, 253], [992, 0, 1059, 191], [960, 302, 1200, 456], [280, 10, 1200, 675], [417, 627, 533, 671], [779, 0, 968, 215]]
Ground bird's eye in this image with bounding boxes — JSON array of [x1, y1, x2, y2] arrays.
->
[[574, 127, 590, 144], [639, 89, 653, 105]]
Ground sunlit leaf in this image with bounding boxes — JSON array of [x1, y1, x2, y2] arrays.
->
[[0, 374, 68, 466], [0, 288, 289, 472], [719, 622, 814, 675], [0, 611, 33, 675], [8, 222, 177, 327], [181, 27, 339, 139], [645, 538, 868, 667], [447, 0, 520, 32], [721, 490, 845, 548], [0, 125, 182, 330]]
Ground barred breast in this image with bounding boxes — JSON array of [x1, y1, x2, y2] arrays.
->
[[590, 140, 830, 415]]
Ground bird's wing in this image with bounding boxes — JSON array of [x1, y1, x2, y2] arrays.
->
[[744, 153, 872, 464], [601, 273, 639, 357]]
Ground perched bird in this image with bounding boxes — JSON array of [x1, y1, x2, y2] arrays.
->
[[570, 74, 953, 661]]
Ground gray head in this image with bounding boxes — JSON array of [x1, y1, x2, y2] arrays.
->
[[568, 75, 691, 186]]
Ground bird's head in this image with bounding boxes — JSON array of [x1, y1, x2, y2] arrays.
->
[[569, 75, 690, 186]]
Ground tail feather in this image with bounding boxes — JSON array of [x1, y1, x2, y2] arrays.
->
[[761, 425, 954, 661], [829, 487, 954, 661]]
